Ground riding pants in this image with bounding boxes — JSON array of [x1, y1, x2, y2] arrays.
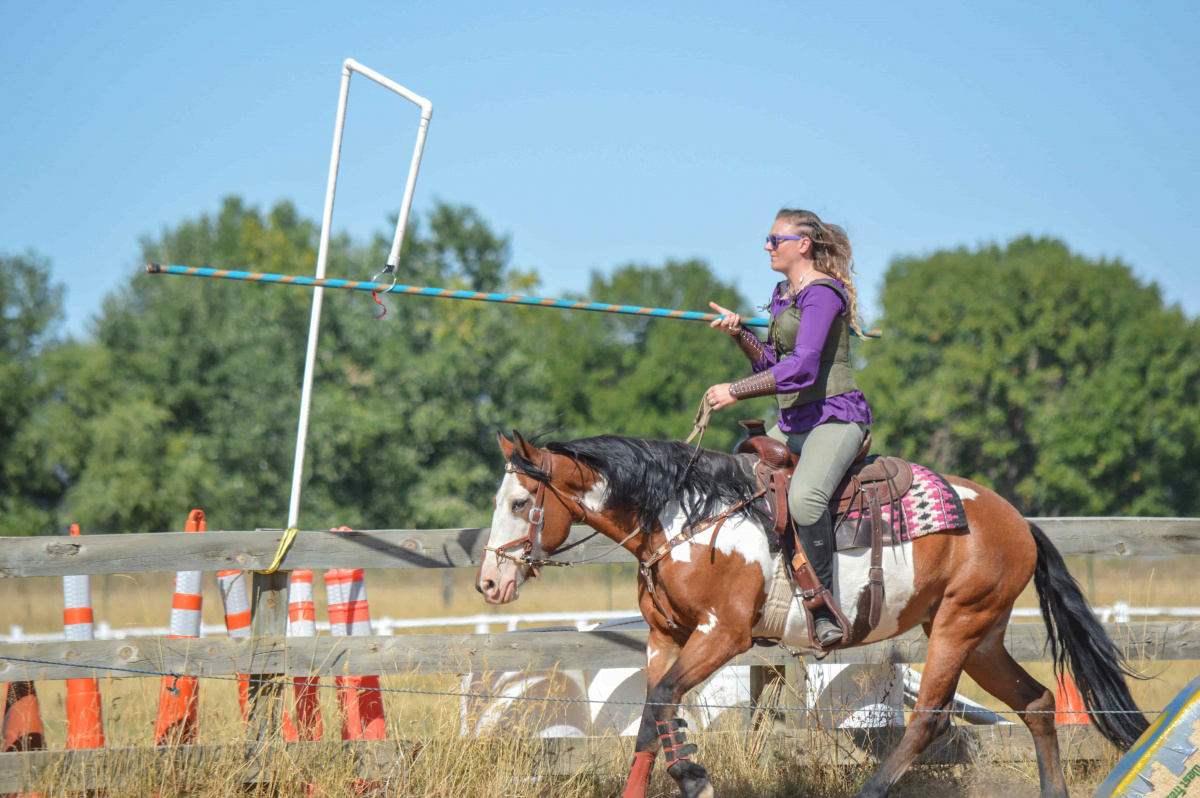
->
[[767, 420, 868, 600], [767, 420, 868, 526]]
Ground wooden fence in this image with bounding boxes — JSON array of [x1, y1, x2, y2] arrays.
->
[[1, 517, 1198, 792], [1, 517, 1198, 578]]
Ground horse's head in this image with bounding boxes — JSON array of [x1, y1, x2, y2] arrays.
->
[[476, 431, 595, 604]]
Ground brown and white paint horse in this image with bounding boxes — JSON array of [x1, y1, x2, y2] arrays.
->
[[476, 431, 1146, 798]]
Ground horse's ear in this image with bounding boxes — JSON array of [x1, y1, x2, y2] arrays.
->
[[511, 430, 540, 461], [497, 430, 515, 459]]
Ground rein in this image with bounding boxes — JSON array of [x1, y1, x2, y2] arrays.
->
[[639, 488, 765, 629], [642, 489, 765, 571]]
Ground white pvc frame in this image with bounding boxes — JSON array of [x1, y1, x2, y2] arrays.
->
[[287, 58, 433, 530]]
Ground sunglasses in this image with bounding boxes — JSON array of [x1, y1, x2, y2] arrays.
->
[[766, 234, 808, 250]]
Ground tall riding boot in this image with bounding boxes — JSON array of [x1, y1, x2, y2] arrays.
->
[[797, 508, 842, 646]]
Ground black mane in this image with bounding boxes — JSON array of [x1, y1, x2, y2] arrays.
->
[[507, 434, 768, 532]]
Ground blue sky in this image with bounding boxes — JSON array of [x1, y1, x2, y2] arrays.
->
[[2, 1, 1197, 336]]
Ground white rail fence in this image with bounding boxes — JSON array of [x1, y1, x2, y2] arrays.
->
[[0, 603, 1187, 736], [5, 602, 1196, 643], [0, 610, 636, 643]]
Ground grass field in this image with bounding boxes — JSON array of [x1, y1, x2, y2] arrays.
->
[[2, 554, 1196, 796]]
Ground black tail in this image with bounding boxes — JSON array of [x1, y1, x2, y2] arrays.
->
[[1030, 523, 1149, 748]]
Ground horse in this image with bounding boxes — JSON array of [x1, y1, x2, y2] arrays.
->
[[475, 430, 1147, 798]]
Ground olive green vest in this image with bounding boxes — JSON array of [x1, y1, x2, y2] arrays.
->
[[767, 279, 859, 409]]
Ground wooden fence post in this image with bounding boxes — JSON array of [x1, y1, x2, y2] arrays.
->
[[750, 664, 804, 733], [247, 571, 289, 741]]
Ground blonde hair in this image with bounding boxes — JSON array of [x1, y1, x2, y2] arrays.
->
[[776, 209, 865, 338]]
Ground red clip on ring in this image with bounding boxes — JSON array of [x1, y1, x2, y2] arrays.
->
[[369, 266, 398, 321]]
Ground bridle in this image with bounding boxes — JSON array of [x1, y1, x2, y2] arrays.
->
[[485, 448, 763, 626], [483, 450, 642, 577], [484, 445, 768, 631], [484, 451, 588, 577]]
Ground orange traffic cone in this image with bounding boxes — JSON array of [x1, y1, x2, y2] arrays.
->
[[1055, 674, 1090, 725], [154, 509, 205, 745], [217, 568, 254, 720], [63, 524, 105, 750], [325, 565, 386, 741], [2, 681, 46, 752], [288, 569, 323, 742]]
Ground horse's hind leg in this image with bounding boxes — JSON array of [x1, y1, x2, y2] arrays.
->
[[963, 622, 1068, 798], [855, 604, 999, 798]]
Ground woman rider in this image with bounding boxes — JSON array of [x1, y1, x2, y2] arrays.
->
[[705, 208, 873, 647]]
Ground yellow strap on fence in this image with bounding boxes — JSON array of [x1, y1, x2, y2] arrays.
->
[[255, 528, 298, 574]]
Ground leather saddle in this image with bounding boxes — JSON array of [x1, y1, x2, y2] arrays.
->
[[734, 421, 912, 545], [734, 420, 915, 650]]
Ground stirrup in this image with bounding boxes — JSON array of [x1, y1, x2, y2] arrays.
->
[[814, 614, 844, 647]]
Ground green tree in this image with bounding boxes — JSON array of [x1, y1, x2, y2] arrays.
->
[[12, 198, 556, 533], [857, 237, 1200, 515], [0, 251, 64, 535]]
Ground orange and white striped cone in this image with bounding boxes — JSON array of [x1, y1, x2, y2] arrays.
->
[[1, 681, 45, 753], [154, 509, 204, 745], [288, 570, 323, 741], [217, 569, 253, 719], [324, 565, 386, 741], [1055, 674, 1090, 725], [63, 524, 105, 749]]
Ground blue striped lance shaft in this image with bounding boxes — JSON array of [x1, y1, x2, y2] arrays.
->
[[145, 264, 882, 337]]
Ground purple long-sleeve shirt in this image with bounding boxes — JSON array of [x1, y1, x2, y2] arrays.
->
[[751, 279, 874, 434]]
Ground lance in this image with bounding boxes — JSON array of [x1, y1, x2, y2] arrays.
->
[[146, 264, 881, 337]]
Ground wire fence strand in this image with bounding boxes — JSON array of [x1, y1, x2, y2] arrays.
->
[[0, 654, 1160, 718]]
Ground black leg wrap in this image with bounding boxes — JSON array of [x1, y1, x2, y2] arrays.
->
[[655, 718, 698, 765]]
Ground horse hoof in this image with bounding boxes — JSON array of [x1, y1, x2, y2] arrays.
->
[[667, 760, 712, 798]]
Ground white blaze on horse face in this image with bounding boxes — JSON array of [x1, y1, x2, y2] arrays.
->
[[661, 502, 774, 588], [951, 484, 979, 502], [479, 471, 536, 602], [488, 471, 536, 552]]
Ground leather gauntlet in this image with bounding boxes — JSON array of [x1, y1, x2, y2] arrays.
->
[[729, 370, 778, 400], [731, 327, 765, 362]]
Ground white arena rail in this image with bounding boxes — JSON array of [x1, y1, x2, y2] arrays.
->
[[0, 609, 639, 643], [7, 603, 1197, 643], [4, 604, 1183, 736]]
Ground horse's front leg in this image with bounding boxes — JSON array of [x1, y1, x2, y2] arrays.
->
[[621, 626, 682, 798], [623, 625, 751, 798]]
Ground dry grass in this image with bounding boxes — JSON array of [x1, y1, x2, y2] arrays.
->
[[2, 556, 1197, 795], [22, 674, 1126, 797]]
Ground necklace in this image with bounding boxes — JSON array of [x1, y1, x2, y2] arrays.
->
[[784, 269, 817, 300]]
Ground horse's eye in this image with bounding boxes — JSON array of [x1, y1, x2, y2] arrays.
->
[[511, 498, 529, 513]]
